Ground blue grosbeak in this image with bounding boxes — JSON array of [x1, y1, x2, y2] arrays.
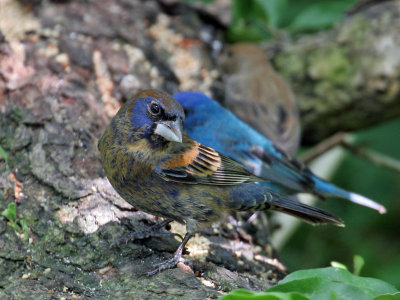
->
[[98, 89, 342, 275], [221, 43, 301, 155], [174, 91, 386, 214]]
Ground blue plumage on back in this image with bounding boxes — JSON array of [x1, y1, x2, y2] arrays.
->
[[177, 92, 278, 156], [174, 91, 386, 214]]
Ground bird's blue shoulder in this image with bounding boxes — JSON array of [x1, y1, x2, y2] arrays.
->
[[174, 91, 281, 159]]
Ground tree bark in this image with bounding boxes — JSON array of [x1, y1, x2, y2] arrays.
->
[[0, 0, 399, 299], [0, 1, 283, 299], [271, 0, 400, 143]]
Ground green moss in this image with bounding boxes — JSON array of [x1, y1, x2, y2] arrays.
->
[[308, 48, 354, 85], [337, 16, 371, 45], [274, 52, 307, 81]]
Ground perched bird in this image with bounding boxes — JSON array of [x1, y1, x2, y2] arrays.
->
[[98, 89, 342, 275], [221, 43, 301, 155], [174, 91, 386, 214]]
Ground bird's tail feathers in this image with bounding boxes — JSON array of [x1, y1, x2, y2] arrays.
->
[[270, 195, 344, 226], [313, 177, 386, 214]]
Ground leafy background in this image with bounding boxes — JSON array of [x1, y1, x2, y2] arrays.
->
[[283, 119, 400, 288], [221, 266, 400, 300], [227, 0, 357, 42], [185, 0, 400, 292]]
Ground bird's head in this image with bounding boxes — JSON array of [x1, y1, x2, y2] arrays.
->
[[220, 43, 271, 74], [123, 89, 185, 145]]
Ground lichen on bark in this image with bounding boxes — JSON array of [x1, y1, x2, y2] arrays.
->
[[272, 2, 400, 143]]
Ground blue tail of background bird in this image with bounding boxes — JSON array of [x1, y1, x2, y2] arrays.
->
[[258, 153, 387, 214], [312, 177, 386, 214]]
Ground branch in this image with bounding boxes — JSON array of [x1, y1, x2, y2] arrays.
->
[[300, 132, 400, 174], [271, 1, 400, 143]]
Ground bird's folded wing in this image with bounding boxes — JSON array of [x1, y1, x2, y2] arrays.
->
[[157, 143, 262, 186]]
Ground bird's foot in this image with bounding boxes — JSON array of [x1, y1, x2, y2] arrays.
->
[[145, 230, 194, 276], [111, 219, 178, 247], [146, 251, 183, 276]]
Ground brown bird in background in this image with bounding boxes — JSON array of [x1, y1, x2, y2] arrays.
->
[[221, 43, 300, 156]]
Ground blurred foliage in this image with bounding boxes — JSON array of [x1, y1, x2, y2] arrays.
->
[[1, 202, 29, 239], [221, 266, 399, 300], [227, 0, 357, 42], [330, 254, 365, 276], [282, 118, 400, 288]]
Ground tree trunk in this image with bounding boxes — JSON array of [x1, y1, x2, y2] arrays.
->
[[271, 0, 400, 143], [0, 1, 283, 299]]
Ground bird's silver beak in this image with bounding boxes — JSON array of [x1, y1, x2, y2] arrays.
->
[[154, 119, 183, 143]]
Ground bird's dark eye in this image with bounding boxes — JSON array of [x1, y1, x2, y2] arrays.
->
[[150, 103, 161, 115]]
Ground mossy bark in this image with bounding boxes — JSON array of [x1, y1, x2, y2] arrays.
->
[[272, 1, 400, 143], [0, 1, 283, 299]]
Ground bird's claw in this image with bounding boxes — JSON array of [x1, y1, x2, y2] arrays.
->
[[146, 255, 181, 276]]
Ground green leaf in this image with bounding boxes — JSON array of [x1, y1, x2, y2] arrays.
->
[[228, 0, 270, 42], [2, 202, 16, 223], [222, 268, 399, 300], [10, 222, 21, 232], [20, 219, 29, 238], [268, 267, 398, 300], [353, 255, 365, 276], [254, 0, 288, 28], [375, 292, 400, 300], [330, 261, 348, 271], [0, 145, 9, 166], [221, 289, 309, 300], [229, 0, 292, 42], [227, 23, 270, 43], [289, 1, 356, 31], [231, 0, 268, 23]]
